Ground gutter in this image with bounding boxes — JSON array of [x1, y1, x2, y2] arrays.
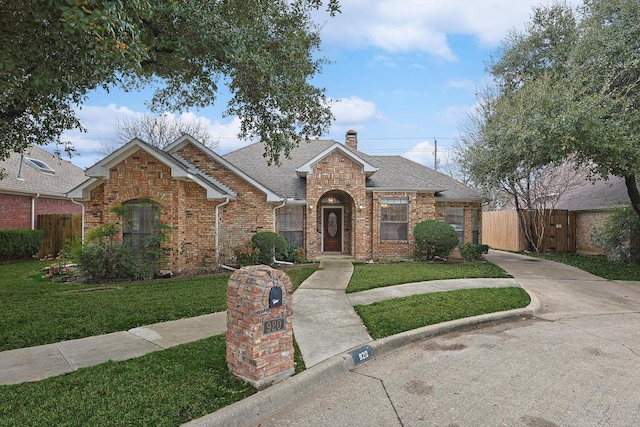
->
[[31, 194, 40, 230]]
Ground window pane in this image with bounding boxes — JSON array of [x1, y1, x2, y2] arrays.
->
[[380, 198, 409, 241], [279, 206, 304, 246], [445, 207, 464, 243], [123, 200, 160, 248]]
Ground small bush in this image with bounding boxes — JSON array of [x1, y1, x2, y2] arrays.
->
[[284, 245, 307, 264], [0, 229, 45, 260], [251, 232, 288, 266], [592, 206, 640, 265], [458, 243, 486, 261], [233, 241, 259, 267], [413, 220, 458, 261]]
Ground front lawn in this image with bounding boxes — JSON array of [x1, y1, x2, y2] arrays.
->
[[530, 253, 640, 281], [0, 335, 254, 427], [347, 261, 511, 293], [0, 262, 317, 351], [355, 287, 531, 339]]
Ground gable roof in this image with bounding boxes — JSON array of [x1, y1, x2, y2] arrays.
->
[[223, 140, 481, 201], [0, 146, 86, 198], [68, 138, 235, 200], [165, 135, 282, 202]]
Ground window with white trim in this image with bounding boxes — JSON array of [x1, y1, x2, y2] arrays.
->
[[380, 197, 409, 241], [279, 205, 304, 247]]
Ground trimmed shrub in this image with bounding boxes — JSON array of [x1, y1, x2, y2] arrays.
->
[[0, 229, 45, 260], [251, 232, 288, 266], [413, 220, 458, 261], [459, 243, 486, 262]]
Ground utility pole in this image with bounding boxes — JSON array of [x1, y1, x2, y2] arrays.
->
[[433, 138, 438, 171]]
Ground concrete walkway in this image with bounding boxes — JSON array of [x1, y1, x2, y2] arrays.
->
[[293, 256, 372, 367]]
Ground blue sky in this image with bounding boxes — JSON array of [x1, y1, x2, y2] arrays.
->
[[59, 0, 582, 170]]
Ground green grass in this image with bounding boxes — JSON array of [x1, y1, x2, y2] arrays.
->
[[355, 287, 531, 339], [0, 261, 317, 351], [0, 335, 255, 427], [347, 261, 511, 293], [530, 253, 640, 281]]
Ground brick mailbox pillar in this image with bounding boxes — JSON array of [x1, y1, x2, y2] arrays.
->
[[226, 265, 294, 390]]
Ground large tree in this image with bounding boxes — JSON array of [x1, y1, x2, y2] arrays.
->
[[460, 0, 640, 234], [1, 0, 339, 164]]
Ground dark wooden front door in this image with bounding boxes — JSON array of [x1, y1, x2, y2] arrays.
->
[[323, 208, 342, 252]]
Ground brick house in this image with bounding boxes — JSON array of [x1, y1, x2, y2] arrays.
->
[[68, 131, 482, 271], [0, 146, 85, 230], [555, 175, 638, 255]]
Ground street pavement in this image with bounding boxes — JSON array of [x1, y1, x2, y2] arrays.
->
[[221, 251, 640, 427]]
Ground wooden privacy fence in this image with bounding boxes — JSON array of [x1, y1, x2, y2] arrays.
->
[[37, 214, 82, 258], [482, 210, 576, 253]]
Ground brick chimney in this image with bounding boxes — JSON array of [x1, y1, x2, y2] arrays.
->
[[345, 129, 358, 150]]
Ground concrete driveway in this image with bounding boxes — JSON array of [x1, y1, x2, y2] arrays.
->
[[248, 251, 640, 427]]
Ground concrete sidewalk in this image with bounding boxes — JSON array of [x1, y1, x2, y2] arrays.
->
[[0, 312, 227, 385]]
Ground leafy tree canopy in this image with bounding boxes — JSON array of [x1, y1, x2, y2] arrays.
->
[[459, 0, 640, 219], [0, 0, 340, 164]]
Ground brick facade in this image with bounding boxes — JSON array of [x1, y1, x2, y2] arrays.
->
[[78, 138, 483, 270], [0, 193, 82, 229], [575, 210, 609, 255]]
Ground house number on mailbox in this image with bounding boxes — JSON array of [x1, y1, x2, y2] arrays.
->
[[263, 317, 286, 334]]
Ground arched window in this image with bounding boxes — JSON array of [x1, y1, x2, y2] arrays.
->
[[122, 199, 161, 248]]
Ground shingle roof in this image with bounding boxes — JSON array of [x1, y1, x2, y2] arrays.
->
[[223, 140, 481, 201], [555, 176, 636, 211], [0, 146, 86, 197]]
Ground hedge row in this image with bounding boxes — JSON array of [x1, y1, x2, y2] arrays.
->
[[0, 229, 45, 261]]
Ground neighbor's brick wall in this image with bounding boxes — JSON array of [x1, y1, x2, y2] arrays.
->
[[0, 193, 82, 229], [305, 150, 369, 260], [575, 210, 608, 255]]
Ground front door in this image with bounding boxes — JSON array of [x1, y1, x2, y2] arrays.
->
[[323, 208, 342, 252]]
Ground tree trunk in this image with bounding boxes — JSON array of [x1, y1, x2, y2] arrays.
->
[[625, 175, 640, 219]]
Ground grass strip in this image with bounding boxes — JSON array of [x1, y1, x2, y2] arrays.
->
[[348, 261, 511, 293], [355, 287, 530, 339], [531, 253, 640, 281], [0, 335, 254, 427], [0, 262, 316, 352]]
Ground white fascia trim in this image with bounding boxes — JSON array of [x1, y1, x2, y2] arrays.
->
[[165, 135, 282, 202], [66, 177, 101, 200], [296, 143, 378, 178]]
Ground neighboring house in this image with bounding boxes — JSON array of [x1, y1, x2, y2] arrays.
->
[[0, 146, 85, 230], [555, 176, 637, 255], [68, 131, 482, 271]]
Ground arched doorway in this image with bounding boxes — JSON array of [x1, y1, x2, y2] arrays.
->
[[319, 191, 353, 254]]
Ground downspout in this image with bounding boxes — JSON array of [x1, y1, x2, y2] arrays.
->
[[70, 199, 86, 244], [31, 194, 40, 230], [215, 197, 230, 263], [272, 199, 294, 265], [273, 199, 286, 232]]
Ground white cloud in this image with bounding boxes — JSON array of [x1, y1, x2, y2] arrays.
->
[[320, 0, 583, 60], [329, 96, 382, 133], [403, 140, 435, 167], [446, 79, 476, 92], [59, 104, 247, 168]]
